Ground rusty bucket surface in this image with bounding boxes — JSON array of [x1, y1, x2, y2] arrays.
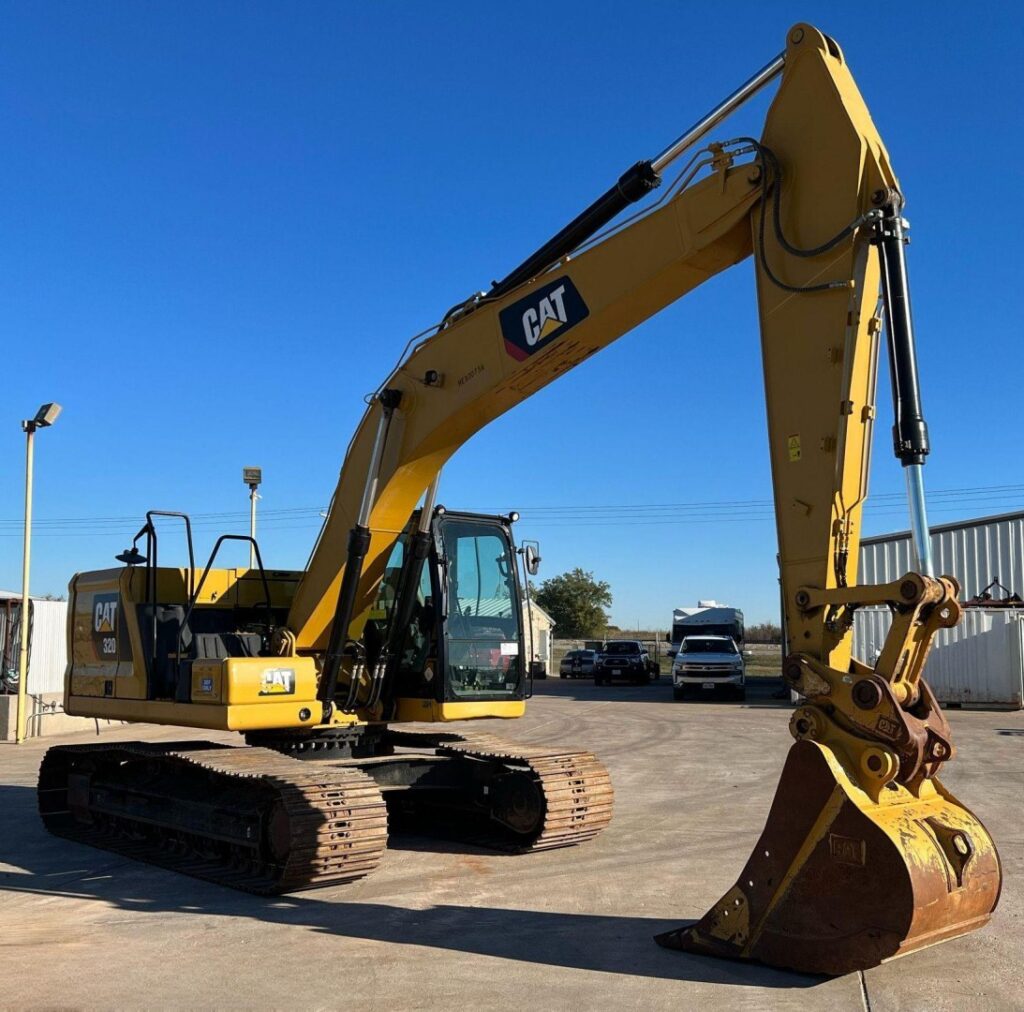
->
[[656, 739, 1001, 976]]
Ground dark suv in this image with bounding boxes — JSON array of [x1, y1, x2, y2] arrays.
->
[[595, 640, 654, 685]]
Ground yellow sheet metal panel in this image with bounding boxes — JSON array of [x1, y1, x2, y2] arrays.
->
[[222, 700, 321, 731], [393, 697, 526, 722], [67, 568, 165, 700], [146, 567, 191, 602], [438, 700, 525, 720], [63, 693, 324, 732], [67, 672, 109, 698], [233, 569, 302, 609], [67, 570, 129, 697], [222, 656, 318, 705], [115, 567, 149, 699]]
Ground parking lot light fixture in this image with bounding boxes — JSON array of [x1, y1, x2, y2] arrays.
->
[[17, 402, 62, 744]]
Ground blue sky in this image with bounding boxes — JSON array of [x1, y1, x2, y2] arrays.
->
[[2, 2, 1022, 627]]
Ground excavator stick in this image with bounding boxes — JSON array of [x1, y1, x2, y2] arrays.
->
[[655, 25, 1000, 974], [656, 738, 1001, 975]]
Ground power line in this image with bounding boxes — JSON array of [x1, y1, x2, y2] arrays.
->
[[6, 481, 1024, 527], [0, 505, 326, 527], [0, 482, 1020, 537], [466, 482, 1024, 513]]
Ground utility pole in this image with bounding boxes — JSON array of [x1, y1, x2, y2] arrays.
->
[[17, 402, 62, 744], [243, 467, 262, 568]]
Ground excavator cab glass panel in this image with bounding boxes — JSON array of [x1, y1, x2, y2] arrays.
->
[[436, 515, 523, 701], [364, 534, 408, 663], [394, 557, 436, 693], [367, 533, 438, 701]]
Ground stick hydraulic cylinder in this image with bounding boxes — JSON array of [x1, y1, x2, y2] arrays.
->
[[876, 201, 934, 575]]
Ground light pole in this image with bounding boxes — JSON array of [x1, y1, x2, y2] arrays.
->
[[17, 402, 62, 744], [242, 467, 262, 568]]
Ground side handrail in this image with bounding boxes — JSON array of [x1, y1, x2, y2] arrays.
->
[[175, 535, 273, 673], [140, 511, 195, 678], [145, 511, 196, 602]]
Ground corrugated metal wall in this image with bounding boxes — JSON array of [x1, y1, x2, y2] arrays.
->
[[28, 600, 68, 694], [1, 603, 18, 684], [859, 511, 1024, 601], [853, 606, 1024, 708]]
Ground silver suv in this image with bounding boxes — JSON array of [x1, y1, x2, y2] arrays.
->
[[672, 635, 745, 701]]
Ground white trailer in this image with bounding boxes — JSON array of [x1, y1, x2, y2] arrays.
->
[[670, 601, 744, 655]]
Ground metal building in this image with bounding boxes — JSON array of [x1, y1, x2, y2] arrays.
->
[[853, 510, 1024, 708], [0, 592, 68, 695], [524, 601, 555, 675], [854, 606, 1023, 708], [859, 509, 1024, 600]]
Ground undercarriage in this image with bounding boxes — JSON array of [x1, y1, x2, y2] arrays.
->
[[37, 728, 613, 893]]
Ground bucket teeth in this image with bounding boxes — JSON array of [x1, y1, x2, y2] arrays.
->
[[657, 739, 1001, 976]]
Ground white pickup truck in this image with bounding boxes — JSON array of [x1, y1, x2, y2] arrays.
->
[[671, 635, 746, 701]]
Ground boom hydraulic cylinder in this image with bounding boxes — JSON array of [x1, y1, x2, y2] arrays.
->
[[318, 389, 401, 710], [455, 54, 785, 315]]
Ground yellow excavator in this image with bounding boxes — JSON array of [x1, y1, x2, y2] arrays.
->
[[39, 23, 1000, 976]]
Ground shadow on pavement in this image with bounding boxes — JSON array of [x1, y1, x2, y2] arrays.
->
[[0, 784, 822, 990]]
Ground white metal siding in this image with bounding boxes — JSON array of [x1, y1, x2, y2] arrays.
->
[[27, 601, 68, 694], [859, 512, 1024, 601], [523, 603, 554, 672], [853, 606, 1024, 708], [536, 628, 550, 671]]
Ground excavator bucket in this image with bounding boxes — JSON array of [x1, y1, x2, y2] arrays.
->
[[656, 739, 1001, 976]]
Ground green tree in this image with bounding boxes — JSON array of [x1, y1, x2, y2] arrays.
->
[[534, 568, 611, 638], [746, 622, 782, 644]]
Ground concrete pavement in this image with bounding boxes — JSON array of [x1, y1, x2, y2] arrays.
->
[[1, 678, 1020, 1010]]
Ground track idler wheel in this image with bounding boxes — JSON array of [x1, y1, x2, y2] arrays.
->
[[656, 739, 1001, 975], [490, 770, 545, 837]]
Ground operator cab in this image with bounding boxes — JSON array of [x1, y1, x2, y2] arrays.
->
[[365, 508, 536, 715]]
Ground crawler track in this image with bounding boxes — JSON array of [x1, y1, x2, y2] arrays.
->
[[37, 742, 388, 894], [390, 729, 615, 851]]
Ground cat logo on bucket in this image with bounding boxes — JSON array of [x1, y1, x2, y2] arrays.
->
[[259, 667, 296, 696], [499, 277, 589, 361]]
